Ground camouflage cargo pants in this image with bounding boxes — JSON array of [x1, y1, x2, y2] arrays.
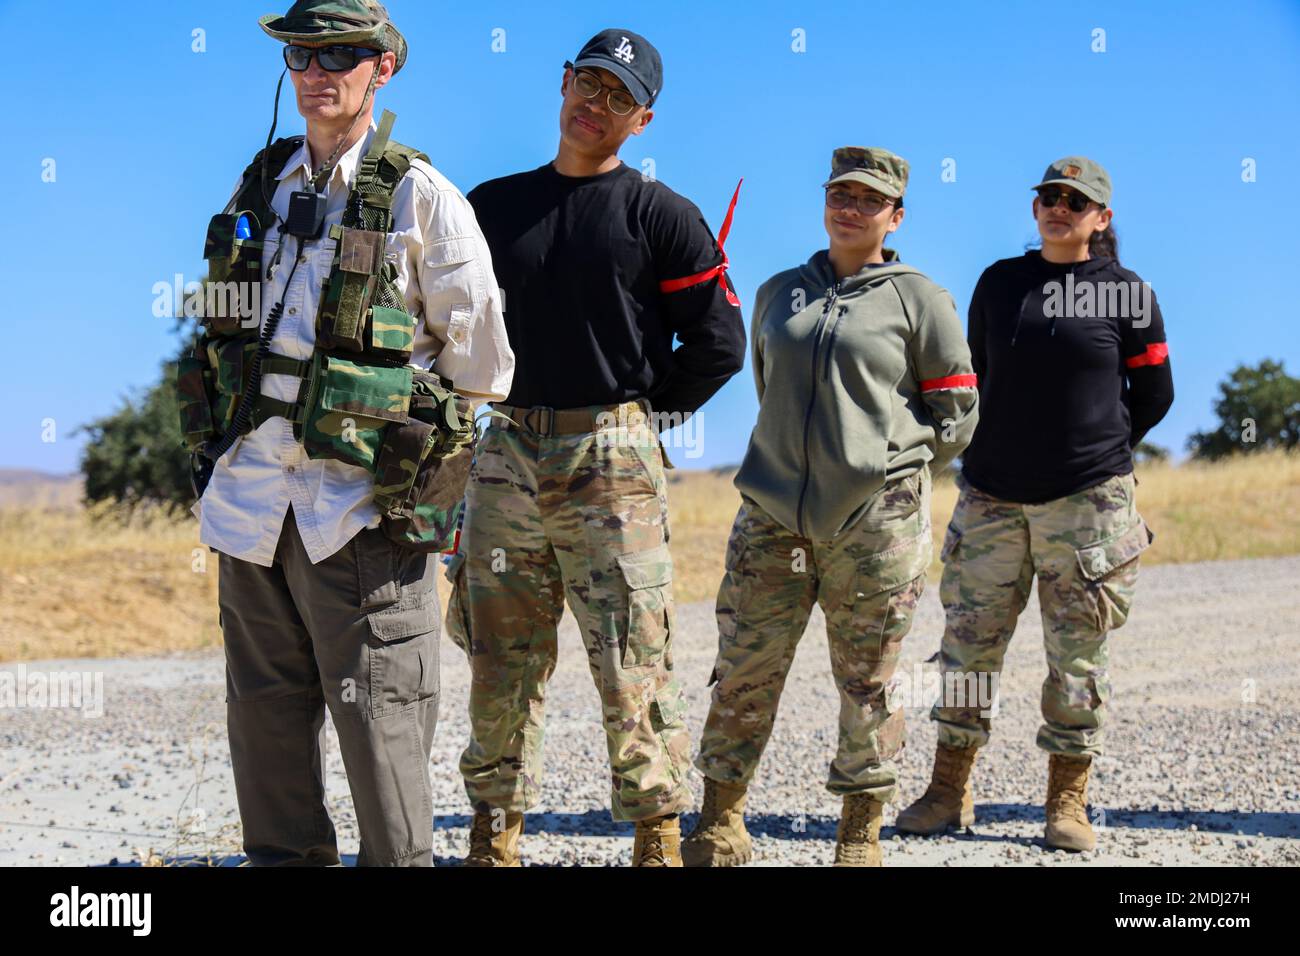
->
[[695, 468, 933, 803], [447, 402, 693, 822], [931, 471, 1153, 757]]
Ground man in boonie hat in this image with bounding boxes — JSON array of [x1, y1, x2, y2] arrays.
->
[[259, 0, 409, 71], [186, 0, 513, 867]]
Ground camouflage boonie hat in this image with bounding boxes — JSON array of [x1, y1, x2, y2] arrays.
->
[[1032, 156, 1111, 206], [823, 146, 909, 198], [260, 0, 408, 73]]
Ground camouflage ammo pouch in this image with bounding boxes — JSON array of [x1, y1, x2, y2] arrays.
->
[[298, 354, 412, 469], [176, 346, 215, 453], [316, 225, 418, 360], [176, 337, 262, 453], [370, 370, 477, 552], [293, 223, 420, 470], [200, 212, 266, 335], [177, 201, 280, 454], [177, 134, 304, 457]]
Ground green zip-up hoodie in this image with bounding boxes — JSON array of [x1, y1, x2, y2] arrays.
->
[[735, 249, 979, 540]]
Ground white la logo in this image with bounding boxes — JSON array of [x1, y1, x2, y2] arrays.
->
[[613, 36, 635, 63]]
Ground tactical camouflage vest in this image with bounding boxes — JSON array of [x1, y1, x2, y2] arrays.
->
[[176, 110, 475, 552]]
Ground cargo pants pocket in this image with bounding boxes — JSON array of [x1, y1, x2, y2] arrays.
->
[[857, 468, 926, 530], [847, 530, 933, 659], [443, 551, 472, 658], [356, 528, 439, 716], [830, 532, 931, 771], [615, 542, 675, 671], [708, 513, 749, 687], [1073, 518, 1154, 632]]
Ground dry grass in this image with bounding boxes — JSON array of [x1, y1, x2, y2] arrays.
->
[[0, 452, 1296, 660], [0, 501, 220, 662], [664, 450, 1300, 603]]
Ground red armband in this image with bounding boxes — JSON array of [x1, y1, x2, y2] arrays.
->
[[920, 373, 978, 392], [1125, 343, 1169, 368], [659, 178, 743, 307]]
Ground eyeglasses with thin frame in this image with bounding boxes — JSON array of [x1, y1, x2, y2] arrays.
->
[[1037, 187, 1101, 214], [565, 64, 640, 115], [283, 44, 381, 72], [825, 187, 896, 217]]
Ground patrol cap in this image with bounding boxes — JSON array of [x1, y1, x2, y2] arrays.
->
[[568, 29, 662, 107], [1032, 156, 1111, 206], [823, 146, 910, 198], [260, 0, 408, 73]]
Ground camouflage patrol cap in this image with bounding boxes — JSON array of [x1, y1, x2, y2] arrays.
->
[[823, 146, 910, 198], [1032, 156, 1111, 206], [260, 0, 408, 73]]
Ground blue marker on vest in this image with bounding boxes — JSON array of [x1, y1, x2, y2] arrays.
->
[[235, 215, 252, 239]]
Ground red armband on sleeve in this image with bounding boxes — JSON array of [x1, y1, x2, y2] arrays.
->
[[658, 178, 743, 307], [920, 373, 978, 392], [1125, 343, 1169, 368]]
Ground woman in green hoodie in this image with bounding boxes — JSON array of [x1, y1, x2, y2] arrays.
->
[[682, 146, 980, 867]]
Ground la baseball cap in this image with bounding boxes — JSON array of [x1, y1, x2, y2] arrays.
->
[[567, 28, 662, 107]]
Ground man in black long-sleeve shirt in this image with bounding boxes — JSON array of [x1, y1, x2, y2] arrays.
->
[[449, 29, 745, 868], [468, 156, 744, 419]]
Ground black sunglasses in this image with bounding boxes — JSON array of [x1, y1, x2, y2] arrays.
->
[[283, 44, 381, 72], [1038, 188, 1098, 214]]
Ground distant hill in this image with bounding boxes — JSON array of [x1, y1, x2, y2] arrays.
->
[[0, 469, 83, 508]]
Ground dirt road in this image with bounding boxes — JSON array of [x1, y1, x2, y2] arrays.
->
[[1, 555, 1296, 866]]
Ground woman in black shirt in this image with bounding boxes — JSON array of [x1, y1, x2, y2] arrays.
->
[[897, 157, 1173, 853]]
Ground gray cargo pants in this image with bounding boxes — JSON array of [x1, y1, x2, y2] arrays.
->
[[217, 508, 440, 866]]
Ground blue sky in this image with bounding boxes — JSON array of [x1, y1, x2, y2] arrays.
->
[[5, 0, 1298, 473]]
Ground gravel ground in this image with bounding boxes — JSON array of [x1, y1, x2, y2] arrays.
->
[[1, 555, 1297, 867]]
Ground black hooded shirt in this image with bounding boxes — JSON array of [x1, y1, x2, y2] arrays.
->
[[961, 251, 1174, 503]]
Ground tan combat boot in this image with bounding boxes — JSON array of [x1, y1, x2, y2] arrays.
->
[[682, 777, 754, 867], [632, 814, 683, 867], [1044, 753, 1096, 852], [833, 793, 885, 866], [896, 742, 978, 835], [462, 809, 524, 867]]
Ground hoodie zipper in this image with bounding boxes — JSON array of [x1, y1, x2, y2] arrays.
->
[[795, 281, 840, 536], [821, 304, 849, 380]]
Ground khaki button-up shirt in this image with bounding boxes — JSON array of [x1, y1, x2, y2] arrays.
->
[[193, 121, 514, 566]]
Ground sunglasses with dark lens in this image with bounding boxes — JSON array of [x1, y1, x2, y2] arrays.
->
[[283, 44, 381, 72], [1038, 188, 1097, 214], [569, 67, 639, 115], [825, 187, 894, 216]]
